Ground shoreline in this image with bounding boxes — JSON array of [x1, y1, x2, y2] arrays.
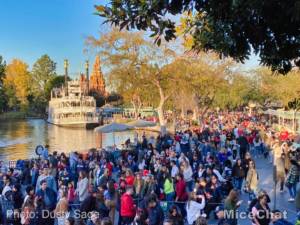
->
[[0, 111, 45, 121]]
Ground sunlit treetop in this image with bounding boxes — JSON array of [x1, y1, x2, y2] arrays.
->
[[95, 0, 300, 74]]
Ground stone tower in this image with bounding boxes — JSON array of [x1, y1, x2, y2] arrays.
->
[[89, 55, 106, 96]]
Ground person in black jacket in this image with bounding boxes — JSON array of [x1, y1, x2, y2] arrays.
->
[[21, 163, 31, 186], [79, 190, 98, 216], [147, 196, 164, 225], [80, 189, 109, 219], [167, 205, 184, 225], [251, 193, 271, 225], [32, 197, 48, 225], [232, 159, 245, 191], [12, 184, 23, 225], [237, 134, 249, 160]]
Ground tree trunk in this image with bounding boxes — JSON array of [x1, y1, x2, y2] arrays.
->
[[131, 100, 138, 119], [192, 107, 199, 122], [154, 79, 167, 126], [157, 102, 165, 126], [180, 104, 185, 119]]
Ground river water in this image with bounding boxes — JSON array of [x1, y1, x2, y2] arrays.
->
[[0, 119, 136, 161]]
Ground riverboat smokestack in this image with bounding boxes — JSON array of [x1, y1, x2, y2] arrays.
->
[[85, 60, 89, 95], [64, 59, 69, 96]]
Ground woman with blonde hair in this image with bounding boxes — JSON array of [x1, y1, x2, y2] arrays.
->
[[134, 172, 145, 199], [186, 191, 205, 225], [224, 189, 242, 225], [281, 142, 291, 172], [181, 161, 193, 192], [246, 160, 258, 202], [21, 198, 34, 225], [54, 190, 69, 225]]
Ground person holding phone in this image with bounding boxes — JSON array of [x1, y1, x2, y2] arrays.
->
[[224, 189, 242, 225], [186, 191, 206, 225]]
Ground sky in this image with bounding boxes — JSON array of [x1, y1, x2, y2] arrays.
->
[[0, 0, 108, 76], [0, 0, 259, 77]]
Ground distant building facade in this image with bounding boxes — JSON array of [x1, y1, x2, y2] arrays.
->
[[89, 55, 106, 97]]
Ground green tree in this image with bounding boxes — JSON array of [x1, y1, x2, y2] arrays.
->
[[0, 55, 5, 85], [29, 55, 57, 113], [0, 55, 7, 112], [96, 0, 300, 74], [31, 54, 56, 92], [44, 75, 67, 99]]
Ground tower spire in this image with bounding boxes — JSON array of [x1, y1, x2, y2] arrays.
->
[[89, 55, 106, 96]]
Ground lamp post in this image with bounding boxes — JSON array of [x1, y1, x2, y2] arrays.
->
[[64, 59, 69, 96]]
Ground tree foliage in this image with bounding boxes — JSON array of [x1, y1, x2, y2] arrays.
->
[[29, 55, 57, 113], [3, 59, 31, 110], [0, 56, 7, 112], [96, 0, 300, 74], [0, 56, 59, 114], [31, 54, 56, 94]]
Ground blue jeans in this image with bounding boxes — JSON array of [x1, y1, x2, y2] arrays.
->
[[166, 192, 175, 209], [288, 183, 297, 198], [234, 178, 243, 190], [248, 190, 256, 201], [186, 180, 194, 192]]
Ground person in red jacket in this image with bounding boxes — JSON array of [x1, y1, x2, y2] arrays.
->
[[125, 169, 135, 186], [120, 186, 136, 224], [175, 174, 188, 202], [175, 173, 188, 218]]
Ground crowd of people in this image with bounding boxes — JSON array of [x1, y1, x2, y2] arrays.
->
[[0, 112, 300, 225]]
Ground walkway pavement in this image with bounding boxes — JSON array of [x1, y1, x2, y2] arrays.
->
[[207, 157, 298, 224]]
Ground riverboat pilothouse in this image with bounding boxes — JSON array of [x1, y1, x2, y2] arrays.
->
[[47, 58, 106, 129]]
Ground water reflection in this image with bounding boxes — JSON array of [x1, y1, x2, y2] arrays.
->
[[0, 119, 136, 161]]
